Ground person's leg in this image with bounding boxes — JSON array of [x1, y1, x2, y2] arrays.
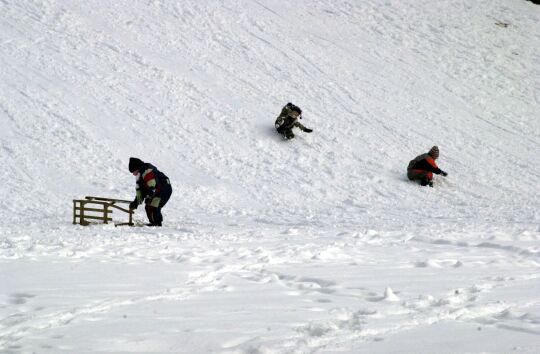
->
[[407, 169, 416, 180], [419, 172, 434, 187], [145, 204, 156, 225], [153, 208, 163, 226], [146, 184, 172, 226], [284, 129, 295, 139], [409, 170, 433, 187], [159, 184, 172, 208]]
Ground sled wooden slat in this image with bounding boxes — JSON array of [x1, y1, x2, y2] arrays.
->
[[85, 196, 132, 203], [79, 215, 113, 222], [109, 204, 131, 213], [73, 196, 134, 226], [74, 206, 113, 213]]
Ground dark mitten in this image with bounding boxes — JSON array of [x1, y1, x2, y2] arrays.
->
[[129, 200, 138, 210], [441, 171, 448, 177], [303, 128, 313, 133]]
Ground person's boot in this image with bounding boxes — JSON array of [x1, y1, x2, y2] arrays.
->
[[285, 132, 295, 139], [420, 177, 432, 187]]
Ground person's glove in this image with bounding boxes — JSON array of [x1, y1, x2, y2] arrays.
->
[[441, 171, 448, 177], [129, 200, 138, 210], [303, 128, 313, 133]]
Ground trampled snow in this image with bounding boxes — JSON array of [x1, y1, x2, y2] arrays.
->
[[0, 0, 539, 353]]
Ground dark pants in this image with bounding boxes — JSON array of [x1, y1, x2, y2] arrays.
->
[[408, 169, 433, 186], [277, 127, 295, 139], [145, 183, 172, 226]]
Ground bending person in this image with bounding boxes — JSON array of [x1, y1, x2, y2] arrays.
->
[[128, 157, 172, 226]]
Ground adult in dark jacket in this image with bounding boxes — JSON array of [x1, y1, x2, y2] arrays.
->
[[128, 157, 172, 226], [407, 146, 448, 187], [275, 102, 313, 140]]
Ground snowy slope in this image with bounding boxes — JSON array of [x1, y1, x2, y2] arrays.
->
[[1, 0, 539, 353]]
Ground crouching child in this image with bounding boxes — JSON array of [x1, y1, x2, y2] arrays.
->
[[275, 102, 313, 140], [407, 146, 448, 187]]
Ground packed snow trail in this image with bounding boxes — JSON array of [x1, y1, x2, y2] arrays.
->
[[0, 0, 539, 353]]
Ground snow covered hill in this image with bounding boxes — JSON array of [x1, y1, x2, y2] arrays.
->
[[1, 1, 539, 353]]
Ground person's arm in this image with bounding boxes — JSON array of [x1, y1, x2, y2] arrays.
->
[[294, 121, 312, 133], [412, 158, 443, 174], [130, 180, 143, 209], [426, 158, 445, 175], [142, 168, 158, 197]]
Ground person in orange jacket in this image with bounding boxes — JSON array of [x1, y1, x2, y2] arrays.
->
[[407, 146, 448, 187]]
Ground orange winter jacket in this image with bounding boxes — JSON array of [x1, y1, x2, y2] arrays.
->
[[407, 153, 443, 174]]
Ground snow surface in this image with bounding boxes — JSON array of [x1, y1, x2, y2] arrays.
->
[[1, 0, 539, 353]]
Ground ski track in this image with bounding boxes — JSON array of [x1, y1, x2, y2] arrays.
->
[[0, 0, 539, 353]]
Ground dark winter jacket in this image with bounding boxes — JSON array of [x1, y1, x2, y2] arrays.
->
[[275, 103, 309, 133], [134, 163, 171, 204], [407, 153, 443, 174], [275, 116, 309, 132]]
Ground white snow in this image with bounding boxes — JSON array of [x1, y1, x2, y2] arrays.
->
[[1, 0, 539, 353]]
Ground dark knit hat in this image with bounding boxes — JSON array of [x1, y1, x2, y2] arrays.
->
[[286, 102, 302, 114], [128, 157, 144, 172], [428, 146, 439, 159]]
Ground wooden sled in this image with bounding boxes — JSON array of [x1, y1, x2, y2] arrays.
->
[[73, 196, 134, 226]]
